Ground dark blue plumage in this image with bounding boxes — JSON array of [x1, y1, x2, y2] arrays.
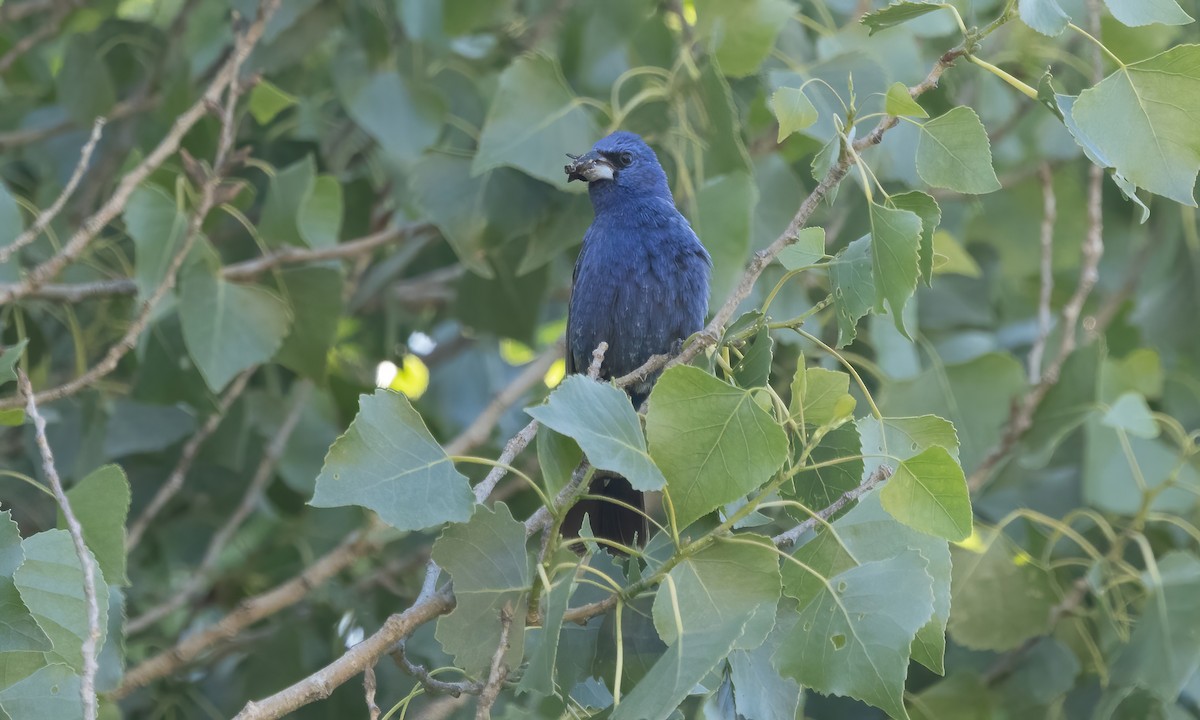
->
[[561, 131, 711, 547]]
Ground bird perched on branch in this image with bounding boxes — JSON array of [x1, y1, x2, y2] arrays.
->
[[560, 131, 711, 549]]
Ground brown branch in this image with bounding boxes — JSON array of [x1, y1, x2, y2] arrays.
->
[[364, 665, 381, 720], [1028, 163, 1057, 383], [0, 0, 281, 306], [0, 94, 158, 151], [2, 223, 434, 302], [475, 605, 513, 720], [966, 6, 1106, 494], [392, 640, 482, 697], [773, 465, 894, 547], [0, 1, 70, 74], [18, 368, 101, 720], [113, 526, 381, 698], [0, 118, 105, 265], [0, 0, 57, 23], [127, 382, 312, 634], [125, 366, 256, 551]]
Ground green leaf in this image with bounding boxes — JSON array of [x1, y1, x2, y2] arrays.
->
[[697, 172, 758, 307], [1084, 418, 1200, 515], [830, 235, 875, 347], [179, 263, 292, 392], [258, 156, 315, 248], [311, 390, 475, 530], [693, 0, 794, 77], [1070, 45, 1200, 206], [0, 339, 28, 388], [0, 653, 46, 693], [0, 182, 24, 280], [536, 426, 582, 497], [0, 663, 81, 720], [775, 551, 936, 720], [297, 176, 343, 249], [646, 367, 789, 529], [834, 492, 953, 675], [916, 107, 1002, 194], [732, 324, 774, 388], [1018, 0, 1071, 35], [345, 71, 445, 163], [1103, 0, 1193, 27], [275, 264, 344, 381], [443, 0, 515, 34], [0, 511, 21, 577], [777, 227, 826, 270], [697, 64, 753, 176], [771, 87, 819, 142], [1110, 551, 1200, 701], [57, 34, 115, 124], [791, 366, 856, 428], [0, 579, 52, 653], [124, 185, 188, 301], [857, 415, 960, 484], [615, 536, 781, 719], [910, 672, 994, 720], [862, 1, 943, 34], [948, 528, 1056, 650], [931, 230, 982, 277], [248, 79, 298, 124], [472, 54, 600, 186], [782, 527, 858, 609], [729, 637, 803, 720], [786, 422, 863, 516], [885, 82, 928, 118], [890, 191, 941, 286], [411, 154, 492, 277], [433, 503, 528, 676], [61, 465, 130, 586], [870, 202, 922, 338], [13, 530, 109, 673], [880, 446, 972, 541], [1102, 391, 1159, 439], [517, 553, 579, 697], [526, 375, 665, 491], [651, 535, 782, 650]]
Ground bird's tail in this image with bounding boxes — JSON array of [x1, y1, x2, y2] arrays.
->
[[560, 472, 648, 552]]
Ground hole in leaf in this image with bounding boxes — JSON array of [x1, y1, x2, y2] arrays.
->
[[911, 442, 919, 450], [831, 634, 846, 650], [803, 622, 812, 631], [837, 581, 847, 593]]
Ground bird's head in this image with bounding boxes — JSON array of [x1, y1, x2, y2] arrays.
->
[[564, 131, 670, 201]]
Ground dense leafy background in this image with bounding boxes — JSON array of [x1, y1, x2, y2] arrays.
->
[[2, 0, 1200, 718]]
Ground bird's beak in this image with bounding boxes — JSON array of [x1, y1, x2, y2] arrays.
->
[[564, 151, 615, 183]]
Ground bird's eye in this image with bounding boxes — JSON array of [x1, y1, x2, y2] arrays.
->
[[617, 151, 634, 168]]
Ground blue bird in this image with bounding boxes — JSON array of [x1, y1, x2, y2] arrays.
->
[[560, 131, 711, 548]]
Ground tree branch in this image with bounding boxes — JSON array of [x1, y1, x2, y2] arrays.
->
[[0, 117, 105, 265], [475, 605, 514, 720], [392, 640, 482, 697], [772, 465, 894, 547], [18, 368, 101, 720], [125, 366, 256, 551], [127, 382, 312, 635], [0, 0, 71, 74], [1028, 162, 1056, 383], [0, 0, 281, 306]]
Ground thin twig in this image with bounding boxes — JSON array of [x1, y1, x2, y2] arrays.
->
[[392, 640, 482, 697], [0, 0, 281, 306], [18, 368, 100, 720], [0, 118, 105, 265], [0, 94, 157, 151], [0, 0, 57, 23], [1028, 163, 1056, 383], [127, 382, 312, 634], [0, 1, 70, 74], [475, 605, 514, 720], [2, 223, 433, 302], [363, 666, 381, 720], [125, 366, 257, 550], [966, 4, 1106, 494], [444, 340, 563, 456], [773, 465, 893, 547], [114, 526, 381, 697]]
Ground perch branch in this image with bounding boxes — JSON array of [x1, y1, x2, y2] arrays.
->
[[18, 368, 101, 720]]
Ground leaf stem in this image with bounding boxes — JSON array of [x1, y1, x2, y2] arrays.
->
[[1067, 22, 1123, 68], [966, 55, 1039, 99]]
